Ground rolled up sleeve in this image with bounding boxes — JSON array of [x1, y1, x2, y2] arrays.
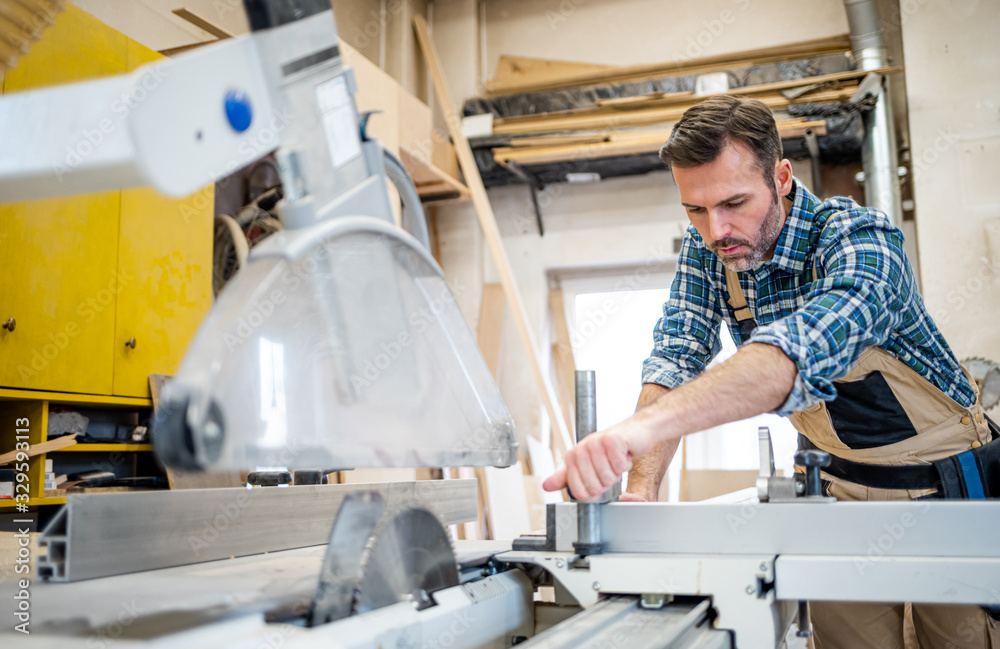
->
[[749, 216, 909, 415], [642, 232, 723, 389]]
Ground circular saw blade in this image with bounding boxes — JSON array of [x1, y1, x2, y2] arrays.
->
[[353, 505, 459, 615], [963, 357, 1000, 411]]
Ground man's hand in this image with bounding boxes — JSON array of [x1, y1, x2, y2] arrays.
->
[[541, 343, 798, 503], [541, 416, 659, 501]]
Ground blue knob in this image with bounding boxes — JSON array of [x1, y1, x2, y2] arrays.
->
[[224, 90, 253, 133]]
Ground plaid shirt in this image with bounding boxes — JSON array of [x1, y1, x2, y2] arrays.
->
[[642, 177, 976, 415]]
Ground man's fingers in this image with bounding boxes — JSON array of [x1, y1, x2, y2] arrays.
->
[[584, 440, 619, 491], [601, 434, 633, 475], [573, 443, 606, 499], [618, 491, 648, 503], [542, 467, 568, 492], [566, 462, 589, 501], [543, 422, 649, 501]]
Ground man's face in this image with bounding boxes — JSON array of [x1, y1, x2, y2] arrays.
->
[[673, 141, 786, 272]]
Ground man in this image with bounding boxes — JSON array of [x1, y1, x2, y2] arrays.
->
[[542, 95, 998, 648]]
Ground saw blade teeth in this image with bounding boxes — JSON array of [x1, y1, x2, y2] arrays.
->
[[351, 500, 460, 616], [960, 357, 1000, 410]]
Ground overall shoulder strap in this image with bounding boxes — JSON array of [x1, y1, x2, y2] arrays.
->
[[725, 268, 758, 335]]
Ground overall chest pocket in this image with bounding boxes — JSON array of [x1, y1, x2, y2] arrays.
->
[[826, 371, 918, 449]]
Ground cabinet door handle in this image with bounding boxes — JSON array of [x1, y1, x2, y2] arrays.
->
[[125, 336, 137, 349], [2, 318, 14, 332]]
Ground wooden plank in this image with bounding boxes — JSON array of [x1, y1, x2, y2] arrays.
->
[[492, 85, 856, 135], [148, 374, 170, 411], [494, 85, 854, 130], [427, 206, 443, 267], [494, 120, 827, 166], [0, 433, 76, 466], [473, 467, 491, 539], [484, 464, 531, 539], [597, 90, 693, 109], [680, 469, 760, 502], [509, 133, 610, 148], [523, 474, 547, 531], [416, 183, 463, 201], [548, 288, 575, 455], [494, 65, 889, 126], [448, 467, 467, 540], [167, 469, 243, 490], [599, 65, 901, 112], [171, 8, 232, 40], [477, 283, 505, 378], [157, 40, 217, 57], [399, 88, 432, 157], [400, 145, 469, 197], [414, 15, 573, 457], [493, 55, 619, 88], [485, 34, 852, 96]]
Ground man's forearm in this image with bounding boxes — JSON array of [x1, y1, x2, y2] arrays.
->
[[633, 343, 797, 446], [542, 343, 798, 502], [625, 383, 677, 499]]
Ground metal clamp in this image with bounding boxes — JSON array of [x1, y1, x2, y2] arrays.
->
[[2, 317, 14, 332], [757, 427, 834, 503]]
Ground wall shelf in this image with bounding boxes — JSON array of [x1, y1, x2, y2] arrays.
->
[[52, 444, 153, 453], [0, 496, 66, 509], [0, 388, 152, 409]]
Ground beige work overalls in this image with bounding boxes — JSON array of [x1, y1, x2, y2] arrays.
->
[[726, 267, 1000, 649]]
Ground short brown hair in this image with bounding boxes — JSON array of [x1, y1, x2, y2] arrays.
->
[[659, 95, 782, 188]]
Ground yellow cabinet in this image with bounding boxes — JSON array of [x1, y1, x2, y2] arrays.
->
[[0, 6, 212, 398], [0, 6, 127, 396], [113, 187, 212, 396], [0, 193, 121, 394], [111, 39, 213, 397]]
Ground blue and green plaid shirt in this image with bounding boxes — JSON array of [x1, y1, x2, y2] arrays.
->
[[642, 177, 976, 415]]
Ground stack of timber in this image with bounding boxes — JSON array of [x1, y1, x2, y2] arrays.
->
[[464, 35, 899, 188]]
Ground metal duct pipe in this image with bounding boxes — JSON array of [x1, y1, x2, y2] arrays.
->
[[844, 0, 903, 228]]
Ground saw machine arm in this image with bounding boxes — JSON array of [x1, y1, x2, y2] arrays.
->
[[0, 0, 519, 472]]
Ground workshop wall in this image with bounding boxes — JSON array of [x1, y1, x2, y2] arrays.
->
[[481, 0, 849, 74], [902, 2, 1000, 367]]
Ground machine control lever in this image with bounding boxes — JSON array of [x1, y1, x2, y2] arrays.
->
[[794, 449, 832, 498], [756, 427, 775, 501]]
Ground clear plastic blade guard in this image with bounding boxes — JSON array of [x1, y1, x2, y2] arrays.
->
[[154, 216, 518, 471]]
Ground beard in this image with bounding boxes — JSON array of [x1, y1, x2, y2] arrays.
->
[[709, 188, 783, 272]]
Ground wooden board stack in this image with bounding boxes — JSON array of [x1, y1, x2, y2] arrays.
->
[[0, 0, 68, 71], [474, 35, 902, 171]]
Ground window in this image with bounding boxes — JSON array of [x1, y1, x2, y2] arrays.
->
[[558, 271, 798, 502]]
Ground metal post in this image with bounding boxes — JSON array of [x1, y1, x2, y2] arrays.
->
[[844, 0, 903, 228], [574, 370, 597, 443], [573, 370, 618, 556]]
